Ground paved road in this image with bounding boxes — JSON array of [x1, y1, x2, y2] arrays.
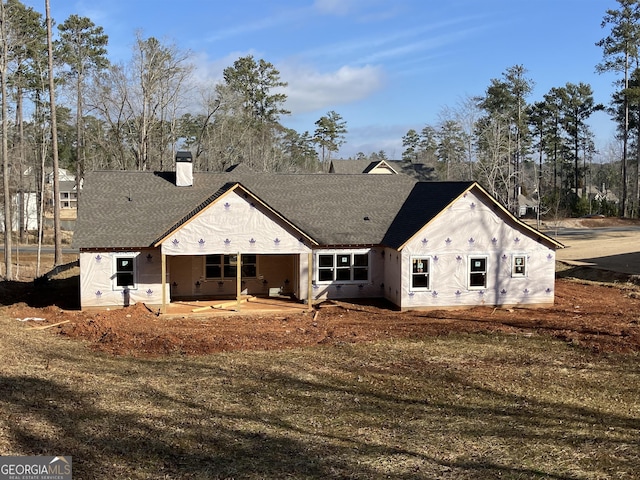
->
[[548, 226, 640, 275], [0, 245, 78, 254]]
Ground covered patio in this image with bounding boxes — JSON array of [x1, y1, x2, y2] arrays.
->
[[161, 294, 312, 316]]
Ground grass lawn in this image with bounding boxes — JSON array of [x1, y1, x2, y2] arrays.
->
[[1, 314, 638, 479]]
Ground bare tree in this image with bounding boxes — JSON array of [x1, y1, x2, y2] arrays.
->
[[45, 0, 61, 265], [129, 33, 192, 170], [0, 0, 11, 279], [88, 64, 135, 169], [56, 13, 108, 186], [597, 0, 640, 217]]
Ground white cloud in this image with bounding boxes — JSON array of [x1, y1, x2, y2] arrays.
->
[[203, 8, 307, 43], [280, 64, 386, 114], [189, 50, 262, 87], [313, 0, 361, 16], [312, 0, 393, 19]]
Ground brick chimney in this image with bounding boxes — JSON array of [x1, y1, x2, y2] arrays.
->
[[175, 151, 193, 187]]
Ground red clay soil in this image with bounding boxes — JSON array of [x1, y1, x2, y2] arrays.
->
[[4, 278, 640, 357]]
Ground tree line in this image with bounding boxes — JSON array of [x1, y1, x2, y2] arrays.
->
[[398, 1, 640, 220], [400, 68, 607, 219], [0, 0, 639, 280], [0, 0, 348, 279]]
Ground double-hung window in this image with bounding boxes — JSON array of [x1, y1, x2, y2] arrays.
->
[[223, 254, 237, 278], [468, 256, 487, 289], [410, 256, 431, 291], [114, 255, 136, 289], [316, 251, 370, 283], [205, 254, 257, 279], [512, 254, 527, 277], [241, 255, 257, 277], [205, 255, 222, 279]]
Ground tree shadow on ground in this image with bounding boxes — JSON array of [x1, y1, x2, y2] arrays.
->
[[0, 373, 413, 479], [0, 274, 79, 310], [556, 263, 638, 284], [4, 350, 636, 479]]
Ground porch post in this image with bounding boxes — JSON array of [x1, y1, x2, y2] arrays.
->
[[307, 252, 313, 311], [236, 252, 242, 310], [161, 252, 167, 314]]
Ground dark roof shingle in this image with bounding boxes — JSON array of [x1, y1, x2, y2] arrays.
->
[[72, 170, 478, 250]]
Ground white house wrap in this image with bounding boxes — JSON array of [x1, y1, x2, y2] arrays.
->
[[396, 188, 556, 308]]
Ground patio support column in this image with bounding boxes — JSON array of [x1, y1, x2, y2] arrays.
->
[[236, 252, 242, 310], [307, 252, 313, 311], [161, 252, 167, 314]]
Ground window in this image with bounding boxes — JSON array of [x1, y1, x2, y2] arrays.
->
[[316, 251, 370, 283], [114, 256, 136, 289], [242, 254, 257, 277], [205, 254, 257, 279], [205, 255, 222, 278], [223, 254, 237, 278], [512, 255, 527, 277], [352, 254, 369, 281], [318, 254, 335, 282], [411, 256, 430, 290], [468, 256, 487, 289]]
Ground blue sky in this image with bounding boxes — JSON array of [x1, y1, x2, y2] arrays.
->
[[28, 0, 620, 159]]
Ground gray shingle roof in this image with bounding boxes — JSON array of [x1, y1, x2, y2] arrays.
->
[[75, 170, 556, 251], [382, 182, 474, 248], [329, 159, 375, 174]]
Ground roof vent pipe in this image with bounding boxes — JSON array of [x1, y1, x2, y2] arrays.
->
[[176, 151, 193, 187]]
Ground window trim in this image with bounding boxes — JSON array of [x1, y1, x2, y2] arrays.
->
[[410, 255, 431, 291], [511, 254, 527, 278], [315, 250, 371, 284], [468, 255, 488, 290], [112, 254, 137, 291]]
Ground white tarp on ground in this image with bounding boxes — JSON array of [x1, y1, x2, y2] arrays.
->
[[398, 188, 556, 309]]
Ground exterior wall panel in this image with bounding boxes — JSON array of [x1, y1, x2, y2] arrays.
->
[[80, 248, 164, 308], [399, 189, 556, 310], [160, 190, 311, 256]]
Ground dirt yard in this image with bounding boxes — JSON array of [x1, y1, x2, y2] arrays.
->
[[1, 217, 639, 358], [0, 275, 637, 357]]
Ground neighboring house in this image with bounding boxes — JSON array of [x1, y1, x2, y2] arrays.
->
[[58, 181, 78, 209], [518, 193, 539, 218], [73, 153, 563, 312], [0, 191, 38, 232], [45, 167, 76, 184], [3, 167, 69, 232], [44, 168, 77, 210], [329, 159, 398, 174], [577, 185, 619, 204], [329, 159, 435, 180], [1, 167, 77, 232]]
